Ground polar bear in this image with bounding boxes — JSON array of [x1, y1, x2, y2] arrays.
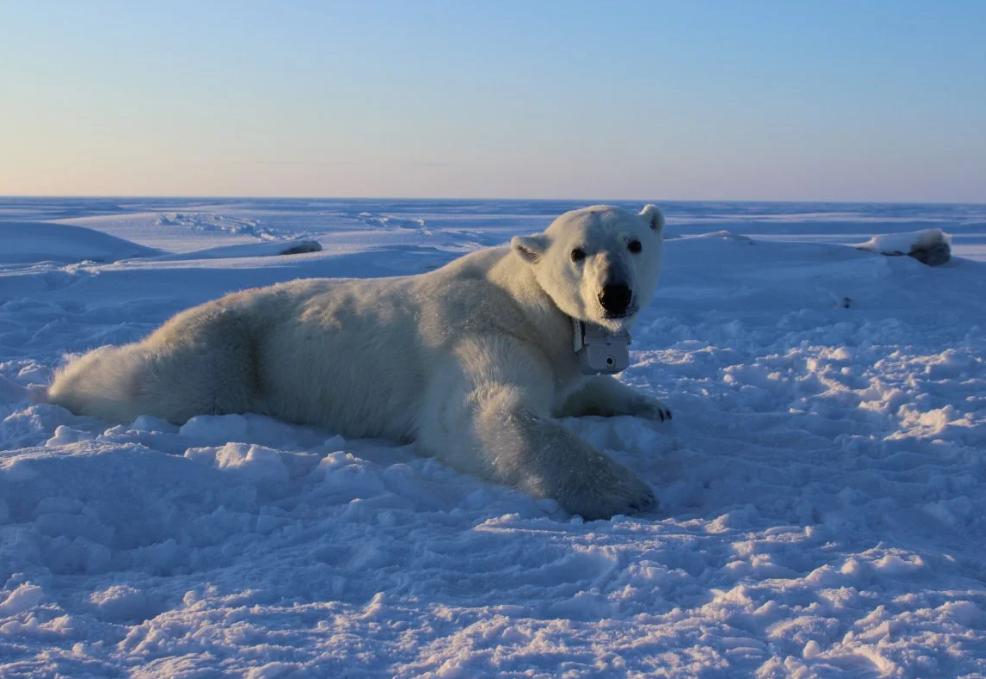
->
[[49, 205, 671, 519]]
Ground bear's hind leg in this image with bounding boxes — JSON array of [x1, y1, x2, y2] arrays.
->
[[127, 308, 261, 423], [49, 305, 260, 425]]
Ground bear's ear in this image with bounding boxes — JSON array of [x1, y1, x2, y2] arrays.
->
[[640, 204, 665, 233], [511, 235, 548, 264]]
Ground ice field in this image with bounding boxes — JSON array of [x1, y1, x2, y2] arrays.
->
[[1, 198, 985, 678]]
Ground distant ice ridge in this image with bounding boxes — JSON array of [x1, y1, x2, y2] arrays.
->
[[157, 211, 283, 241], [0, 198, 985, 677]]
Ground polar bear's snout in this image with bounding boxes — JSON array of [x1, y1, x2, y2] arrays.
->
[[592, 253, 636, 318], [599, 283, 633, 317]]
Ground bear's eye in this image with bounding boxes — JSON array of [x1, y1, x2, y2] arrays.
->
[[570, 248, 586, 262], [628, 240, 642, 254]]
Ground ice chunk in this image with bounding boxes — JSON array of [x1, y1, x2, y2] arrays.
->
[[856, 229, 951, 265]]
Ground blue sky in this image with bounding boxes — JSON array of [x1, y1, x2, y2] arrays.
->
[[1, 1, 984, 201]]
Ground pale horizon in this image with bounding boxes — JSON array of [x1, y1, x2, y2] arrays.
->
[[3, 193, 985, 207], [2, 1, 984, 203]]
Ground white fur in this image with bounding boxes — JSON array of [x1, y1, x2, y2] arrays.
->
[[49, 205, 671, 519]]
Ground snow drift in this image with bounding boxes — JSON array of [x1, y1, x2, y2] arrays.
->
[[0, 222, 161, 265]]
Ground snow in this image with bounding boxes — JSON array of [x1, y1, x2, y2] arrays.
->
[[1, 198, 985, 677]]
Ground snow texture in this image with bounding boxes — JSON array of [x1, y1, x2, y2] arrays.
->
[[1, 198, 985, 678]]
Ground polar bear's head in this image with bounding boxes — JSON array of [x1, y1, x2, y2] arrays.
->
[[511, 205, 665, 332]]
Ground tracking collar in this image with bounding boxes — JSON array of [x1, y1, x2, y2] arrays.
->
[[571, 318, 631, 375]]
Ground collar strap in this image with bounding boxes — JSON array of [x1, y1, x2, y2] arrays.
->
[[572, 317, 586, 352]]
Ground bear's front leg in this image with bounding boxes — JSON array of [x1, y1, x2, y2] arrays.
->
[[419, 338, 657, 520], [556, 375, 672, 421], [483, 403, 658, 520]]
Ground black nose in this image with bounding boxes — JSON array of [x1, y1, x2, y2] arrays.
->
[[599, 284, 632, 315]]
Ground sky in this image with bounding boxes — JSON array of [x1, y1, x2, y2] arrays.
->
[[1, 1, 984, 202]]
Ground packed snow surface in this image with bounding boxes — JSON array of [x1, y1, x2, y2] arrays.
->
[[1, 198, 985, 678]]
